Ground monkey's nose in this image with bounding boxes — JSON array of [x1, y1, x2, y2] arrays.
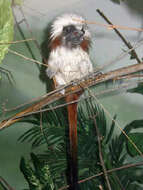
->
[[73, 31, 78, 35], [73, 29, 84, 37]]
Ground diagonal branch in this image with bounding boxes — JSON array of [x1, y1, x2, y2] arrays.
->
[[92, 115, 112, 190], [96, 9, 141, 64], [1, 62, 143, 130], [58, 161, 143, 190], [0, 176, 15, 190]]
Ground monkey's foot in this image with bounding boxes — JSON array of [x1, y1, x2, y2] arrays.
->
[[53, 77, 58, 88], [55, 84, 65, 94]]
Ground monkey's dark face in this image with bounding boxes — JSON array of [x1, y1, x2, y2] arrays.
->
[[62, 24, 85, 48]]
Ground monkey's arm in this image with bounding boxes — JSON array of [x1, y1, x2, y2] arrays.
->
[[46, 66, 58, 79]]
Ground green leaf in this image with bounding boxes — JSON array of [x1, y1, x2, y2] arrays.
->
[[110, 0, 125, 4], [30, 153, 55, 190], [119, 120, 143, 146], [128, 83, 143, 95], [126, 133, 143, 157], [110, 0, 121, 4], [20, 157, 42, 190], [105, 114, 116, 144], [18, 99, 143, 189], [0, 0, 14, 64]]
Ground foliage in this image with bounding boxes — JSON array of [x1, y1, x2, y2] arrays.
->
[[0, 0, 14, 64], [18, 99, 143, 190], [110, 0, 125, 4], [20, 153, 54, 190], [128, 83, 143, 95], [126, 132, 143, 157]]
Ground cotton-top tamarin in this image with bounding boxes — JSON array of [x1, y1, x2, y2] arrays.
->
[[46, 13, 93, 86], [46, 13, 93, 189]]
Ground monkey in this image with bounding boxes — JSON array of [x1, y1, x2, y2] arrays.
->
[[46, 13, 93, 86], [46, 13, 93, 190]]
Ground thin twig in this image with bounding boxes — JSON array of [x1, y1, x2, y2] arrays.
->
[[114, 175, 126, 190], [12, 9, 40, 69], [58, 161, 143, 190], [0, 176, 15, 190], [96, 39, 143, 72], [92, 115, 112, 190], [96, 9, 141, 64], [3, 93, 48, 112], [8, 49, 47, 67], [1, 100, 7, 121], [23, 4, 47, 17], [73, 19, 143, 32], [0, 66, 15, 85], [0, 38, 35, 45], [86, 87, 143, 157], [19, 7, 42, 52]]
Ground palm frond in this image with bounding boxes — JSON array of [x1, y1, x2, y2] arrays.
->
[[19, 99, 143, 189]]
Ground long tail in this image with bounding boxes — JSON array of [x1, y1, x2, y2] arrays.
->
[[65, 92, 81, 190]]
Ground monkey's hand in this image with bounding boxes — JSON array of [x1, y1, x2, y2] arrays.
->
[[46, 66, 58, 79]]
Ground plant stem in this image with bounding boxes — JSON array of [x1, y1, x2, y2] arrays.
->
[[92, 116, 112, 190], [58, 161, 143, 190]]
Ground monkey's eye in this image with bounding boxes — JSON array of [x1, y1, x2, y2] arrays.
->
[[63, 25, 75, 34], [81, 27, 85, 34]]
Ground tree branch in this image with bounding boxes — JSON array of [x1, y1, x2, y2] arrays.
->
[[0, 176, 15, 190], [12, 8, 41, 69], [92, 115, 112, 190], [1, 62, 143, 130], [58, 161, 143, 190], [96, 9, 141, 64]]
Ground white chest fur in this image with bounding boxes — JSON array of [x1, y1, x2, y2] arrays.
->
[[47, 46, 93, 86]]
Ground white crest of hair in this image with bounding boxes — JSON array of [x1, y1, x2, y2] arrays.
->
[[51, 13, 91, 39]]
